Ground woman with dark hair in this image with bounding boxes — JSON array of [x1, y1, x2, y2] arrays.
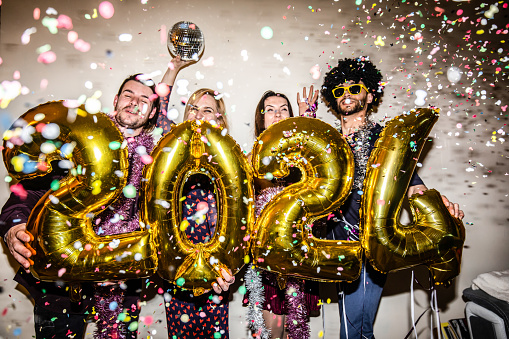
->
[[245, 87, 320, 339]]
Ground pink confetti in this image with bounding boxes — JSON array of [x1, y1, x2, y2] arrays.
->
[[74, 39, 91, 52], [13, 70, 20, 80], [141, 154, 153, 164], [10, 184, 27, 200], [142, 315, 153, 326], [155, 83, 170, 97], [99, 1, 115, 19], [84, 244, 92, 251], [149, 93, 159, 102], [57, 14, 73, 30], [376, 199, 385, 206], [157, 287, 164, 294], [197, 201, 208, 211], [68, 31, 78, 43], [160, 24, 167, 44], [37, 51, 57, 64], [58, 268, 66, 277], [33, 8, 40, 20], [202, 56, 214, 67], [435, 7, 445, 16], [457, 9, 463, 16], [40, 78, 48, 89]]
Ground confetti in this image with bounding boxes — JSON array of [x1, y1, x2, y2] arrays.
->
[[260, 26, 273, 39], [99, 1, 115, 19]]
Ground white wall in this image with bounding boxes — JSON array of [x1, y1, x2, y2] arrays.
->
[[1, 0, 508, 338]]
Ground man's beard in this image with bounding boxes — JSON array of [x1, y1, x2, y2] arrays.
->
[[337, 98, 366, 116], [115, 105, 148, 130]]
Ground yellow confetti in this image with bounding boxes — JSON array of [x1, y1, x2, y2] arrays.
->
[[91, 180, 102, 195], [374, 36, 385, 46], [180, 219, 189, 231]]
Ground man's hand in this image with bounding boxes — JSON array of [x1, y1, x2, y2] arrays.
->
[[212, 268, 235, 294], [5, 223, 35, 272], [442, 195, 465, 220]]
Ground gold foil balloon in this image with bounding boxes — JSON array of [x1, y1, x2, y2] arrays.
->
[[360, 108, 465, 285], [167, 21, 205, 61], [141, 120, 254, 295], [251, 117, 362, 282], [2, 101, 157, 281]]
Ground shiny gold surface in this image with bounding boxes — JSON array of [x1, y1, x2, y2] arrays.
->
[[360, 108, 465, 285], [2, 101, 157, 281], [251, 117, 362, 282], [141, 120, 254, 294]]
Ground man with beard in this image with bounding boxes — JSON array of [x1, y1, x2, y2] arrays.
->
[[320, 57, 464, 339], [0, 73, 164, 339]]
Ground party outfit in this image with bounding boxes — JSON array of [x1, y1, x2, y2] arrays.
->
[[325, 122, 424, 339], [245, 179, 320, 339], [161, 174, 230, 339], [157, 105, 229, 338], [0, 91, 174, 339]]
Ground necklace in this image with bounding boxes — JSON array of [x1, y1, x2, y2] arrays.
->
[[335, 119, 376, 190]]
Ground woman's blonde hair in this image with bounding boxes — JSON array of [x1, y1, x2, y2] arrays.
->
[[183, 88, 228, 129]]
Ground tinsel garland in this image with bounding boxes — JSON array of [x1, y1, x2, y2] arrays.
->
[[247, 185, 312, 339], [94, 284, 126, 339], [285, 279, 310, 339], [245, 264, 270, 339], [93, 129, 155, 236], [334, 120, 375, 191], [334, 120, 376, 240], [301, 98, 318, 118], [93, 127, 154, 339]]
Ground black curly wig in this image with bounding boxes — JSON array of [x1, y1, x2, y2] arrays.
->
[[321, 57, 384, 117]]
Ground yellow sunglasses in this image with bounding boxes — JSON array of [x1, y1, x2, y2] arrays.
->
[[332, 84, 369, 98]]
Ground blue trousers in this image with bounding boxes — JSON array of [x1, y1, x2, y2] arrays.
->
[[337, 261, 387, 339]]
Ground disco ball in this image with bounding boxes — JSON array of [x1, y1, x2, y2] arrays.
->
[[167, 21, 205, 61]]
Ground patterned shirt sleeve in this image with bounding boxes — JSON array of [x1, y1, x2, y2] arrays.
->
[[156, 85, 175, 134]]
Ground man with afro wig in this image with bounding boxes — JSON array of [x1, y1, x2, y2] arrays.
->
[[320, 57, 464, 338]]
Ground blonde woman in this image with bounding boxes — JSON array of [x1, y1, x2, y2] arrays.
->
[[159, 88, 234, 339]]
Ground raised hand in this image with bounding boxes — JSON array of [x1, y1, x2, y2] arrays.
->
[[296, 85, 319, 117]]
